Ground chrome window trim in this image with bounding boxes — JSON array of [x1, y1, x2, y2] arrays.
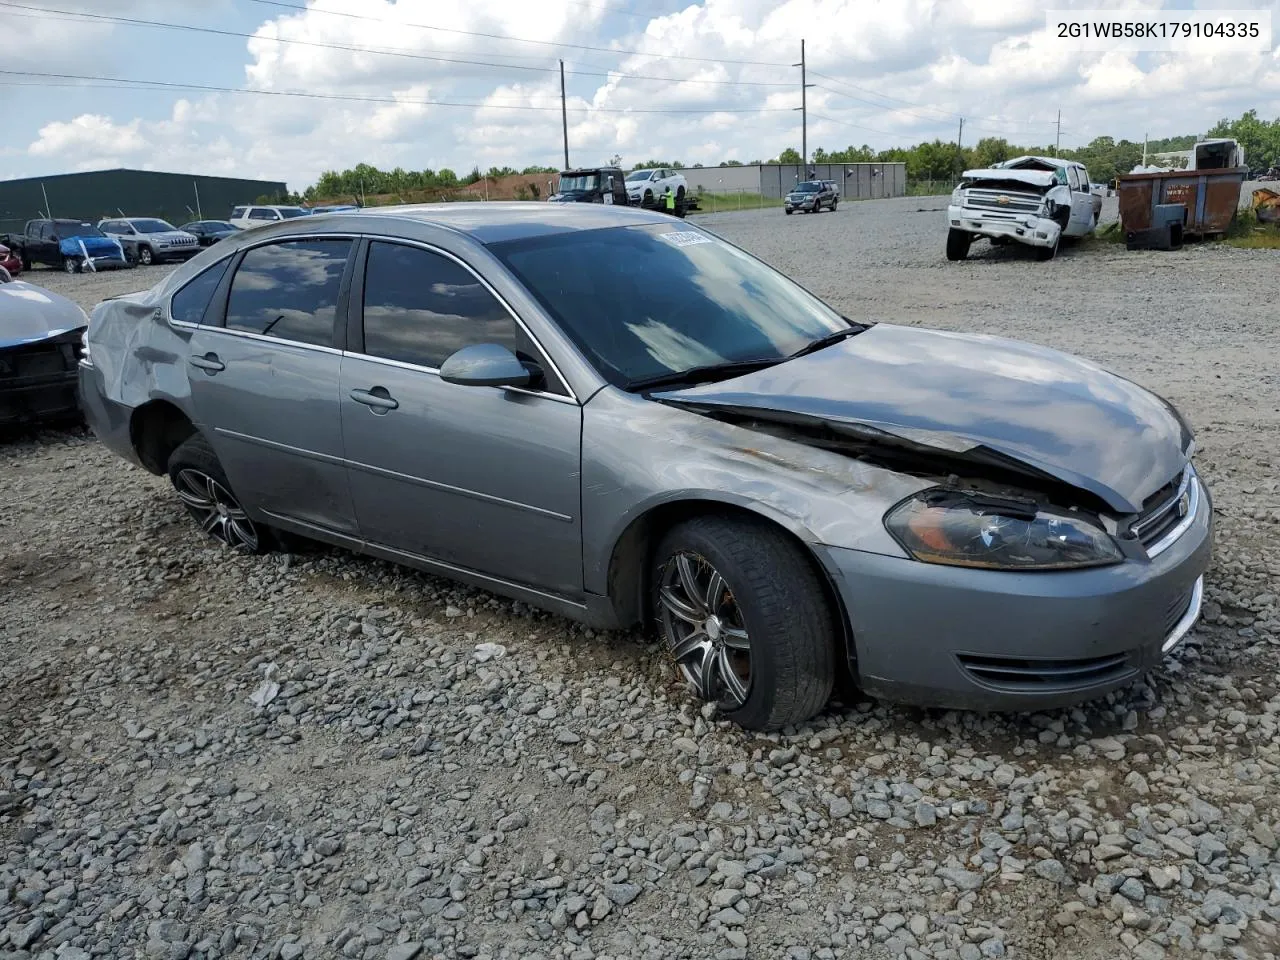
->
[[338, 350, 578, 406], [193, 324, 344, 355], [354, 233, 581, 405]]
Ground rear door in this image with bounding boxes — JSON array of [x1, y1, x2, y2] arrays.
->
[[1066, 166, 1093, 235], [339, 238, 584, 595], [185, 236, 360, 538]]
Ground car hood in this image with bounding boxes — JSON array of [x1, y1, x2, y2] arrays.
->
[[653, 323, 1192, 514], [962, 168, 1058, 188], [143, 231, 196, 242], [0, 281, 89, 348], [59, 236, 125, 258]]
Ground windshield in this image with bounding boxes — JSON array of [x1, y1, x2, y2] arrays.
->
[[489, 224, 850, 388], [792, 182, 819, 193], [278, 207, 310, 218], [625, 170, 654, 181], [59, 222, 104, 238], [558, 174, 600, 192], [132, 219, 177, 233]]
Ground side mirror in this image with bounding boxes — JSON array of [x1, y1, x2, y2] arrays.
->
[[439, 343, 532, 388]]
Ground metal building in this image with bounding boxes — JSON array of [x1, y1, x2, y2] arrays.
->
[[671, 163, 908, 200], [0, 168, 288, 235]]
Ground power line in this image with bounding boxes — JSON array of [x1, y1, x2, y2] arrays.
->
[[806, 113, 899, 139], [246, 0, 793, 67], [0, 69, 796, 115], [0, 2, 795, 87]]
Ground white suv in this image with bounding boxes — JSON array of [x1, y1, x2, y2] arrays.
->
[[623, 168, 687, 208], [228, 205, 311, 230], [97, 217, 199, 266]]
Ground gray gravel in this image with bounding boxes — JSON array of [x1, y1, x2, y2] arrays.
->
[[3, 198, 1280, 960]]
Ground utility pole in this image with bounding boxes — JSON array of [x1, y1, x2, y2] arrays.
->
[[792, 40, 813, 173], [1056, 110, 1061, 153], [955, 117, 964, 178], [1142, 133, 1148, 167], [560, 59, 570, 170]]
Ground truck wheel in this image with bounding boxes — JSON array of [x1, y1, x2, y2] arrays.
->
[[63, 256, 80, 274], [21, 253, 31, 271], [785, 208, 793, 215], [831, 199, 838, 211], [137, 245, 154, 266], [945, 228, 972, 260], [1035, 232, 1060, 261], [643, 190, 654, 209]]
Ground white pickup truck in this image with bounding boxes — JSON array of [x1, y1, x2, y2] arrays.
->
[[946, 156, 1098, 262]]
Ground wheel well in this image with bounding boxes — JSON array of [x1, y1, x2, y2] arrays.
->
[[130, 400, 196, 475], [606, 501, 855, 660]]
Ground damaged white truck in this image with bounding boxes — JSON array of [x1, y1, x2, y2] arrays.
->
[[946, 156, 1099, 262]]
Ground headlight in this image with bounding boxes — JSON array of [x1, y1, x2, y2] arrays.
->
[[1043, 198, 1056, 216], [79, 328, 92, 365], [951, 186, 963, 203], [884, 490, 1122, 570]]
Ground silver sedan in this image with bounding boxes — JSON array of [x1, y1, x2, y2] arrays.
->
[[79, 203, 1212, 730]]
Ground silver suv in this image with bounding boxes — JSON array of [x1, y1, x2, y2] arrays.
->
[[98, 218, 199, 266]]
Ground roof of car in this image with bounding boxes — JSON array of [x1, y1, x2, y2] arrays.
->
[[314, 201, 675, 244]]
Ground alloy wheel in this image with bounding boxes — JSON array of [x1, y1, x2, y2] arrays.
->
[[658, 551, 752, 708], [173, 468, 259, 551]]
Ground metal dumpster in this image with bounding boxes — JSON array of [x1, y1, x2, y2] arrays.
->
[[1117, 166, 1249, 238]]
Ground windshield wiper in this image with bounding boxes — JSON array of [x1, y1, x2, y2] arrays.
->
[[786, 322, 867, 360], [626, 357, 784, 392]]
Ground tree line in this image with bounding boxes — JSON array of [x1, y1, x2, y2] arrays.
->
[[293, 109, 1277, 203]]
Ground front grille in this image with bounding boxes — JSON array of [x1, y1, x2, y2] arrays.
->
[[957, 651, 1135, 692], [963, 188, 1043, 215], [0, 340, 76, 380], [1131, 467, 1193, 551]]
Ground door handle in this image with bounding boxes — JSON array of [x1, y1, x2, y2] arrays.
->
[[349, 387, 399, 412], [189, 353, 225, 372]]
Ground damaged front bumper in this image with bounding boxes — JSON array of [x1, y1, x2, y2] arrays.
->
[[821, 476, 1213, 712], [0, 333, 85, 427], [948, 204, 1061, 248]]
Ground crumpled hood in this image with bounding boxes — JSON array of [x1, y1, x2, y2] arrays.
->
[[0, 281, 89, 348], [961, 168, 1058, 188], [654, 323, 1193, 513]]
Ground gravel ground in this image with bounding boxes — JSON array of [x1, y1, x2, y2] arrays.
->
[[3, 198, 1280, 960]]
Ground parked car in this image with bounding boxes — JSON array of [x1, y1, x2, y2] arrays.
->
[[548, 167, 629, 206], [179, 220, 241, 247], [784, 180, 837, 214], [3, 219, 133, 272], [80, 202, 1211, 731], [0, 243, 21, 277], [98, 218, 200, 265], [1, 275, 89, 428], [228, 205, 312, 229], [947, 156, 1098, 261], [307, 205, 360, 214], [624, 168, 688, 208]]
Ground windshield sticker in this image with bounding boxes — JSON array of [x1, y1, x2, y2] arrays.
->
[[657, 231, 711, 247]]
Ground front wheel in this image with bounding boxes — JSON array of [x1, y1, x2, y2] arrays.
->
[[830, 199, 838, 211], [62, 256, 80, 274], [945, 228, 972, 261], [1035, 232, 1060, 261], [651, 515, 838, 731], [785, 208, 793, 215]]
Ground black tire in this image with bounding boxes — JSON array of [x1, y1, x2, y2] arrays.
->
[[831, 199, 838, 211], [167, 434, 271, 554], [650, 514, 838, 731], [1035, 232, 1060, 261], [945, 228, 972, 261], [21, 253, 31, 271], [643, 190, 654, 209], [62, 256, 80, 274], [137, 245, 154, 266], [785, 208, 793, 215]]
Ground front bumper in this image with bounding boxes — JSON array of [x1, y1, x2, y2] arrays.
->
[[0, 370, 80, 426], [948, 204, 1061, 248], [823, 473, 1214, 712], [785, 198, 818, 211], [154, 246, 199, 261]]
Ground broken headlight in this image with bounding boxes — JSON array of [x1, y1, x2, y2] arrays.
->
[[884, 491, 1122, 570]]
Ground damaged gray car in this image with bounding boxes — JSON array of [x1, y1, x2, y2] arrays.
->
[[79, 203, 1212, 731]]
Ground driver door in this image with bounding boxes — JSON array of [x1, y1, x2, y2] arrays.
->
[[339, 238, 584, 596]]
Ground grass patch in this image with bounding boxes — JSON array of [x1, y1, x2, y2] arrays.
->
[[688, 192, 783, 213], [1224, 208, 1280, 249]]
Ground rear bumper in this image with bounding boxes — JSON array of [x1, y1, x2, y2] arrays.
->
[[948, 204, 1061, 248], [822, 474, 1214, 712], [78, 362, 143, 466]]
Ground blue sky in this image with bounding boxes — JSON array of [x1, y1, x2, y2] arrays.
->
[[2, 0, 1277, 192]]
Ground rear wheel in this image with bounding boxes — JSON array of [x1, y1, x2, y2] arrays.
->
[[945, 228, 972, 261], [651, 514, 838, 731], [831, 198, 838, 211], [167, 434, 268, 554], [137, 245, 154, 266], [62, 256, 80, 274]]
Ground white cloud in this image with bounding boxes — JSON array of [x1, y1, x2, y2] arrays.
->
[[14, 0, 1280, 188]]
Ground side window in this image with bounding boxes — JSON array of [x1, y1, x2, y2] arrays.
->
[[247, 208, 274, 221], [361, 241, 520, 371], [171, 258, 232, 325], [231, 207, 247, 220], [37, 223, 51, 241], [1066, 167, 1079, 190], [224, 239, 351, 346], [1079, 167, 1091, 189]]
